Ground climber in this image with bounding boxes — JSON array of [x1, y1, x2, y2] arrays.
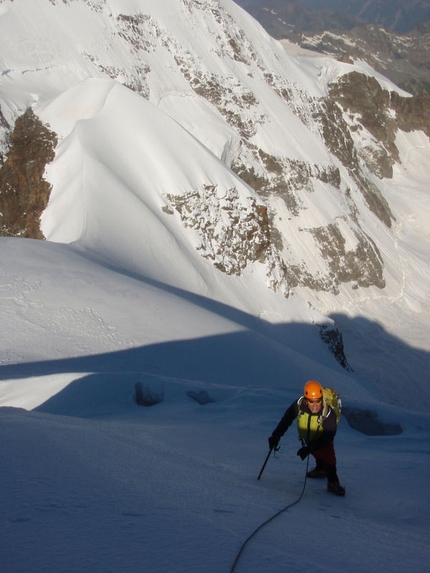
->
[[268, 380, 345, 496]]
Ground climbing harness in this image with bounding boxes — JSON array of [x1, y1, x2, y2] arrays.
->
[[229, 454, 310, 573]]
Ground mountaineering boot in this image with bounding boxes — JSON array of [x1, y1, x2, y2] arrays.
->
[[326, 464, 345, 496], [327, 480, 346, 496]]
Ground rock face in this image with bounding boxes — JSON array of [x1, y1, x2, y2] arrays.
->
[[166, 186, 271, 275], [0, 109, 57, 239], [160, 58, 417, 297]]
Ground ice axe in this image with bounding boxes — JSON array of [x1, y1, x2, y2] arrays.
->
[[257, 447, 273, 480]]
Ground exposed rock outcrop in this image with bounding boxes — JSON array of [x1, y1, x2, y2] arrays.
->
[[0, 109, 57, 239]]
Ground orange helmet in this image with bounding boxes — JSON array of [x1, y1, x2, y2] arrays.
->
[[304, 380, 323, 400]]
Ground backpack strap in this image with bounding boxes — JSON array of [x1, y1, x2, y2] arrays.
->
[[318, 399, 330, 425]]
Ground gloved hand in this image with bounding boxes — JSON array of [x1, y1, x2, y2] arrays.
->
[[268, 435, 279, 450], [297, 446, 310, 460]]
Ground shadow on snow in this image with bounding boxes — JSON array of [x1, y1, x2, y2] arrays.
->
[[1, 276, 429, 429]]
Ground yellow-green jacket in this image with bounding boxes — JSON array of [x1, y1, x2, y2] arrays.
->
[[272, 396, 337, 450]]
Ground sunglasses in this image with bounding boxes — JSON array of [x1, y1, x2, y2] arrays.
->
[[306, 398, 322, 404]]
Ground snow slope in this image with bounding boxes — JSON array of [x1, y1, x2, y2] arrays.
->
[[1, 238, 429, 573]]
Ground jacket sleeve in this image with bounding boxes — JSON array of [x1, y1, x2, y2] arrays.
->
[[271, 400, 299, 439], [309, 408, 337, 451]]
